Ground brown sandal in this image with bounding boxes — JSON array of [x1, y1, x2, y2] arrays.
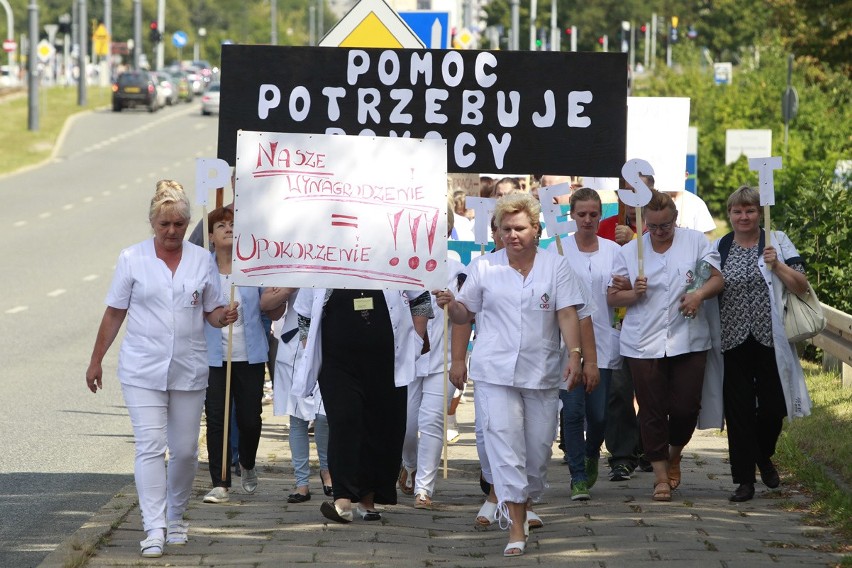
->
[[668, 458, 682, 490], [653, 481, 672, 502]]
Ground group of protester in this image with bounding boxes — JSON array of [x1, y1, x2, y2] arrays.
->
[[85, 175, 812, 559]]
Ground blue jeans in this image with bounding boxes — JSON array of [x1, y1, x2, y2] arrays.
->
[[289, 414, 329, 488], [560, 368, 612, 483]]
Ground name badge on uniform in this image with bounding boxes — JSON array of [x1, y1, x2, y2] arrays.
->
[[353, 297, 374, 311]]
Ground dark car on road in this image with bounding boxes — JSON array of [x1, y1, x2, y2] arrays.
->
[[112, 71, 158, 112]]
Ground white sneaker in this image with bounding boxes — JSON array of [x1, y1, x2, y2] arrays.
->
[[203, 486, 229, 503], [242, 467, 258, 494]]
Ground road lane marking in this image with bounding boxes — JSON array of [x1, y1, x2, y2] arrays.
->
[[14, 220, 26, 227], [62, 204, 74, 210], [84, 197, 93, 203], [47, 289, 67, 297], [83, 274, 99, 282], [102, 190, 111, 196], [39, 212, 52, 218], [5, 306, 28, 314]]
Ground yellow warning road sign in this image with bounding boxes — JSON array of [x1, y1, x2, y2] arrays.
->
[[319, 0, 424, 48], [93, 23, 110, 57]]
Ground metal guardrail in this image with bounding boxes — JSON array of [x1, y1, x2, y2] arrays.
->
[[812, 303, 852, 388]]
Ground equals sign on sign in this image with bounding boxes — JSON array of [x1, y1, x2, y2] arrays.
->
[[331, 214, 358, 228]]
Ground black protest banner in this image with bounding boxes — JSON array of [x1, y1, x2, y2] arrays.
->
[[218, 45, 627, 176]]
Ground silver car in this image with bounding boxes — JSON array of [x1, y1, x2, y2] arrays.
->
[[201, 82, 220, 116]]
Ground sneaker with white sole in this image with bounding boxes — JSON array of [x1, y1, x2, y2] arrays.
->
[[571, 481, 591, 501], [203, 486, 229, 503], [242, 466, 258, 494]]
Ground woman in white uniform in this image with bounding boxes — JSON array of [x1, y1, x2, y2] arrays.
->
[[435, 193, 585, 557], [262, 287, 333, 503], [85, 181, 238, 558], [608, 190, 724, 502], [555, 188, 622, 500], [401, 251, 466, 507]]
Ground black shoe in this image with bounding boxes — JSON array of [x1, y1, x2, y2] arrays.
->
[[758, 461, 780, 489], [637, 455, 654, 472], [479, 472, 492, 496], [609, 464, 632, 481], [232, 462, 241, 477], [323, 484, 333, 497], [287, 492, 311, 503], [729, 483, 755, 502]]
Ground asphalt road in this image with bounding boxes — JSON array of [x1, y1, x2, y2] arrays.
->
[[0, 100, 221, 567]]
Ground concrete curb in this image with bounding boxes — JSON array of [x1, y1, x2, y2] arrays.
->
[[37, 482, 138, 568]]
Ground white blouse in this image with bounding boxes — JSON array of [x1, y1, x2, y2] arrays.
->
[[106, 239, 222, 391], [457, 248, 586, 390], [612, 228, 721, 359]]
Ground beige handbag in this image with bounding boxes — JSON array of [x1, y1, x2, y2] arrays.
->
[[783, 283, 826, 342]]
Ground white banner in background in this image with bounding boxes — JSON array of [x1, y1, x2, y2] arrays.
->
[[231, 131, 449, 291]]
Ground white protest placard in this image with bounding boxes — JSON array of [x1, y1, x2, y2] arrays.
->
[[195, 158, 232, 205], [539, 183, 577, 238], [231, 132, 448, 291], [627, 97, 690, 191], [748, 156, 782, 206], [465, 197, 496, 246], [749, 156, 782, 238]]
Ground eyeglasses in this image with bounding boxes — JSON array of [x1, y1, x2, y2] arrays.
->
[[646, 220, 675, 232]]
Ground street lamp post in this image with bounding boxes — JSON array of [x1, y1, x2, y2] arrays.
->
[[270, 0, 277, 45], [132, 0, 140, 69], [27, 0, 38, 130], [77, 0, 87, 106], [509, 0, 518, 50]]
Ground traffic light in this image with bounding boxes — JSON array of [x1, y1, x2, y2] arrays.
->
[[149, 21, 161, 43], [640, 24, 647, 33], [564, 27, 572, 35], [670, 16, 679, 43]]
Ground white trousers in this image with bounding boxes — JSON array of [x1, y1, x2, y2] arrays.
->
[[474, 380, 492, 483], [402, 371, 454, 496], [121, 384, 205, 532], [476, 382, 559, 505]]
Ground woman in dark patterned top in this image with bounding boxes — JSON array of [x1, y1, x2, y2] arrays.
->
[[715, 185, 813, 503]]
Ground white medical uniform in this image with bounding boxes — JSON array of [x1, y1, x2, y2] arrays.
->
[[613, 228, 722, 359], [106, 238, 222, 533], [456, 248, 586, 507], [402, 259, 466, 497]]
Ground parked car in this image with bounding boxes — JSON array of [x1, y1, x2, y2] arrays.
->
[[112, 71, 158, 112], [164, 69, 193, 103], [200, 82, 220, 116], [151, 72, 178, 106]]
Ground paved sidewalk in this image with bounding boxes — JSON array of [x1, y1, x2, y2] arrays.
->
[[40, 386, 844, 567]]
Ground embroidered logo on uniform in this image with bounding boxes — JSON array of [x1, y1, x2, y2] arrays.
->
[[539, 292, 551, 309], [191, 290, 200, 306], [684, 269, 695, 286]]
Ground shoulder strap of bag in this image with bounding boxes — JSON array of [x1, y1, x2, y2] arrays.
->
[[718, 231, 735, 269]]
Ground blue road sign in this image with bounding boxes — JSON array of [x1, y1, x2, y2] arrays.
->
[[172, 30, 188, 48], [399, 11, 450, 49]]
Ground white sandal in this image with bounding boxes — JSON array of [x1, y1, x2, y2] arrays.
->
[[474, 500, 498, 527], [503, 521, 530, 557], [526, 510, 544, 529], [140, 535, 164, 558], [166, 520, 189, 545]]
